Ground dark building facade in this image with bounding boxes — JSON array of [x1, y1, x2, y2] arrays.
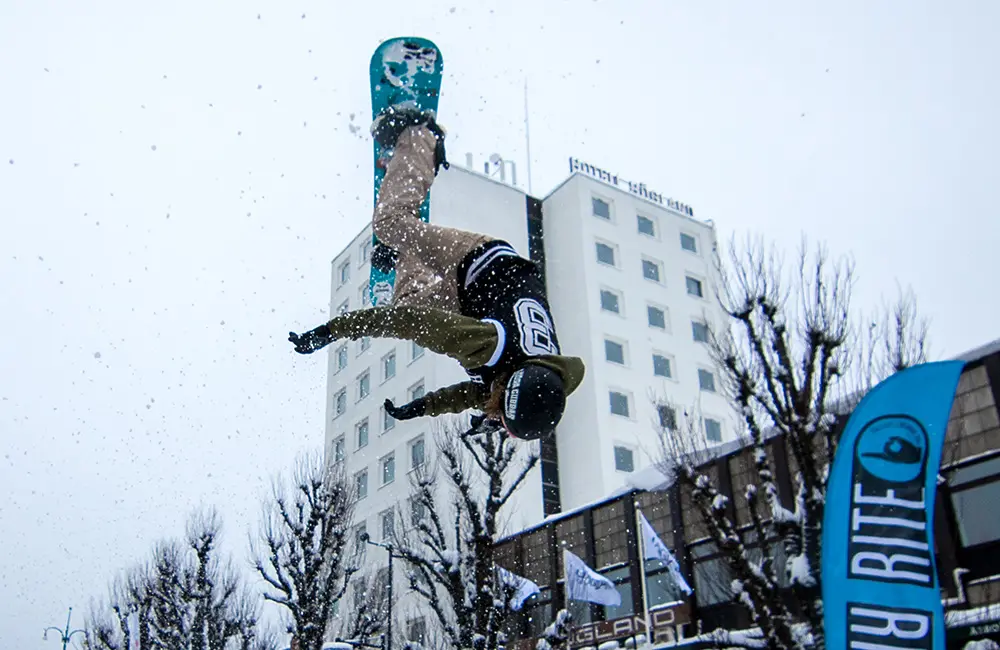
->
[[496, 341, 1000, 650]]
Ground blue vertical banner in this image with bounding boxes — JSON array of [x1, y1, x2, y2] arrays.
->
[[822, 361, 965, 650]]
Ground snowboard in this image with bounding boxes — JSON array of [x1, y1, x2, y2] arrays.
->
[[368, 37, 444, 307]]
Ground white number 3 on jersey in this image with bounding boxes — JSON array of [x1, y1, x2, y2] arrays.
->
[[514, 298, 559, 356]]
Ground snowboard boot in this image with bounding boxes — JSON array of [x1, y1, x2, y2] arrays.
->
[[370, 106, 450, 175]]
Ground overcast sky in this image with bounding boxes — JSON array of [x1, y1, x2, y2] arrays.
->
[[1, 1, 997, 647]]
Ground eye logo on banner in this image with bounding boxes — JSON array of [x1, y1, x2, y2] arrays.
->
[[857, 416, 927, 484]]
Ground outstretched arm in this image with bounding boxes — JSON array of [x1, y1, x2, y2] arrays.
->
[[384, 381, 489, 420], [289, 305, 500, 370]]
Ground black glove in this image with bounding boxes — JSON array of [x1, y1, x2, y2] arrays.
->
[[288, 324, 335, 354], [384, 397, 426, 421]]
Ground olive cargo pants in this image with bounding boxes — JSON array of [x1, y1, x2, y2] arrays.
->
[[373, 126, 490, 313]]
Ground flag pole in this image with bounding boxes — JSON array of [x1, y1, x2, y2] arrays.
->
[[560, 543, 571, 650], [635, 505, 653, 648], [561, 543, 569, 614]]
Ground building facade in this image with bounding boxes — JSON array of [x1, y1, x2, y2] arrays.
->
[[540, 164, 730, 513]]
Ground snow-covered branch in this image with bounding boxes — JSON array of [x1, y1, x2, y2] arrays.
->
[[653, 234, 932, 650], [251, 450, 357, 650], [85, 508, 273, 650], [394, 417, 538, 650]]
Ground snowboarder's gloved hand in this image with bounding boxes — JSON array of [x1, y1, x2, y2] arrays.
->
[[288, 325, 335, 354], [384, 397, 426, 421]]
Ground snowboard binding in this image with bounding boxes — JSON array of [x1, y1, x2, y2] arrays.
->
[[370, 106, 450, 175], [370, 242, 399, 274]]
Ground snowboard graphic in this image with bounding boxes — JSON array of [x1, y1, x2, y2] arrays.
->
[[368, 37, 444, 307]]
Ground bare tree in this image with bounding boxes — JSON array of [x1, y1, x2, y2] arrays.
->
[[253, 450, 360, 650], [392, 419, 539, 650], [657, 235, 929, 650], [84, 508, 272, 650], [339, 567, 390, 645]]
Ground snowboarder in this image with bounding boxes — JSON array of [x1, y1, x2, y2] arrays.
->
[[288, 109, 584, 440]]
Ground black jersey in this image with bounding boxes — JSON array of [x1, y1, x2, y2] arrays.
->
[[455, 240, 562, 387]]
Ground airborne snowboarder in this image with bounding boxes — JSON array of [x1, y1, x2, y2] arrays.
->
[[288, 110, 584, 440]]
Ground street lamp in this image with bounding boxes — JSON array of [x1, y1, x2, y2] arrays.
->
[[359, 531, 399, 650], [44, 606, 85, 650]]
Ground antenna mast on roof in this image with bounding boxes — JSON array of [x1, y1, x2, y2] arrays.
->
[[524, 78, 533, 195]]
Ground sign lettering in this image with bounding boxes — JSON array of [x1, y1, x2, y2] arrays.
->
[[569, 157, 695, 217]]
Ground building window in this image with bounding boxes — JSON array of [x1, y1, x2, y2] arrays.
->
[[381, 453, 395, 485], [692, 320, 709, 343], [336, 344, 348, 372], [637, 214, 656, 237], [948, 456, 1000, 547], [592, 197, 611, 220], [410, 437, 425, 470], [409, 381, 425, 401], [338, 299, 349, 316], [411, 341, 424, 361], [698, 369, 717, 392], [600, 289, 621, 314], [407, 617, 427, 645], [334, 389, 347, 417], [680, 232, 698, 253], [595, 241, 617, 266], [360, 336, 371, 352], [339, 260, 351, 286], [614, 446, 635, 473], [358, 284, 370, 308], [647, 305, 667, 330], [641, 258, 662, 283], [383, 404, 395, 431], [333, 436, 345, 463], [359, 239, 372, 266], [355, 469, 368, 500], [354, 522, 368, 549], [704, 418, 723, 442], [381, 510, 395, 540], [353, 578, 366, 609], [604, 339, 625, 365], [653, 353, 672, 378], [609, 390, 630, 418], [410, 497, 426, 525], [356, 418, 369, 449], [685, 276, 704, 298], [382, 351, 396, 381], [358, 370, 370, 400], [658, 405, 677, 430]]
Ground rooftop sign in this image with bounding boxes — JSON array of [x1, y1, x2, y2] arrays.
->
[[569, 157, 694, 217]]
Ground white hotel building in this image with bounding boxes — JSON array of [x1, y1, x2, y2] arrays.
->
[[322, 155, 733, 636]]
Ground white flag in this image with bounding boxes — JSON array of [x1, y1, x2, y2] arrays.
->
[[497, 566, 541, 611], [126, 611, 140, 650], [563, 549, 622, 606], [638, 510, 693, 595]]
